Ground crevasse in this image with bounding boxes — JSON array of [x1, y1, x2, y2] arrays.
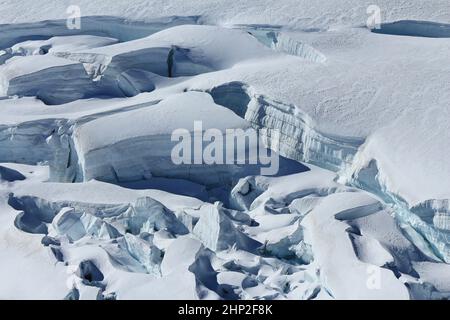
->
[[208, 81, 450, 263], [208, 82, 362, 172]]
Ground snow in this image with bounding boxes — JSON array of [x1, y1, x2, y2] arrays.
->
[[348, 106, 450, 206], [192, 202, 261, 252], [0, 0, 449, 300], [11, 35, 119, 56], [0, 1, 448, 29], [74, 92, 249, 153], [300, 192, 409, 300]]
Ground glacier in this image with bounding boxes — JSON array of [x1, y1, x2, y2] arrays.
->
[[0, 0, 449, 300]]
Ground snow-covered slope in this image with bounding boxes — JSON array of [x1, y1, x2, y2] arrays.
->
[[0, 0, 449, 300], [1, 0, 449, 29]]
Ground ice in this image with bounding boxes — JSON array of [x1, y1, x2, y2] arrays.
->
[[51, 207, 121, 241], [1, 25, 273, 104], [242, 27, 327, 63], [70, 91, 252, 185], [161, 237, 203, 276], [120, 196, 188, 235], [209, 83, 363, 171], [0, 15, 200, 49], [76, 260, 104, 283], [345, 106, 450, 261], [117, 234, 163, 276], [63, 91, 304, 186], [0, 118, 64, 164], [372, 20, 450, 38], [192, 202, 261, 252], [0, 164, 26, 181], [9, 35, 118, 58], [300, 192, 410, 299], [230, 176, 270, 211], [0, 0, 449, 300]]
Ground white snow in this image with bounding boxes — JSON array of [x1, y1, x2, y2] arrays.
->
[[0, 0, 449, 300]]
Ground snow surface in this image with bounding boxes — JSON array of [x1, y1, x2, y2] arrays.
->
[[0, 0, 449, 300]]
